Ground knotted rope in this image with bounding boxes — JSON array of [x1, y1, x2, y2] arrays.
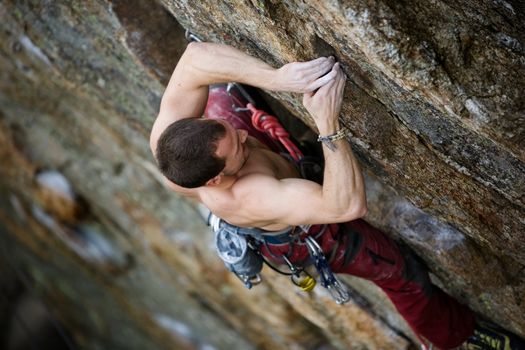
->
[[247, 103, 303, 162]]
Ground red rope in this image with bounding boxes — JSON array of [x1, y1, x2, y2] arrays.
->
[[247, 103, 303, 162]]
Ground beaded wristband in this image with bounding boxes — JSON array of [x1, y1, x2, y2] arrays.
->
[[317, 127, 349, 151]]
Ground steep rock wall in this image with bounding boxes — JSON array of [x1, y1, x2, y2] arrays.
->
[[162, 0, 525, 260], [163, 0, 525, 335], [0, 0, 523, 349]]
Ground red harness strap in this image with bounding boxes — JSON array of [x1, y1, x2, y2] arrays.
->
[[247, 103, 304, 162]]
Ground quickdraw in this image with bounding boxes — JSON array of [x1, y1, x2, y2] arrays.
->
[[305, 236, 350, 304]]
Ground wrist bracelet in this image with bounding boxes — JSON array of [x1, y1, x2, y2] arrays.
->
[[317, 127, 350, 151]]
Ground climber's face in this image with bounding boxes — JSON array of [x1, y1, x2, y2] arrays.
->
[[214, 119, 249, 176]]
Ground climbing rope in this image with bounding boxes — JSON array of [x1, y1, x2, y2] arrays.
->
[[247, 103, 303, 162]]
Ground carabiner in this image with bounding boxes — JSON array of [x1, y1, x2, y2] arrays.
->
[[185, 29, 203, 42], [327, 280, 350, 304], [235, 272, 262, 289], [282, 255, 299, 274], [226, 82, 257, 112], [305, 236, 322, 258], [304, 236, 350, 304]]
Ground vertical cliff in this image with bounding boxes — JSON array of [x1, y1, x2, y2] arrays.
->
[[0, 0, 523, 349]]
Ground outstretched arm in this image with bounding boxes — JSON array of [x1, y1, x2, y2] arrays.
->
[[235, 63, 367, 226], [149, 42, 337, 154]]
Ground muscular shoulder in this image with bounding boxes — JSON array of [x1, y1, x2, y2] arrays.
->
[[229, 173, 319, 227], [232, 172, 282, 198], [204, 174, 280, 227]]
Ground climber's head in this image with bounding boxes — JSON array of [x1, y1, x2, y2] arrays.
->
[[155, 118, 249, 188]]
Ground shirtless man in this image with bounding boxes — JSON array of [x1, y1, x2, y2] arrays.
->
[[150, 42, 365, 231], [149, 42, 521, 350]]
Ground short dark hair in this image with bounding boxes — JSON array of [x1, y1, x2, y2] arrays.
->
[[155, 118, 227, 188]]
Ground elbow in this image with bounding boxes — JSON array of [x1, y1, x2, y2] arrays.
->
[[351, 191, 368, 219], [177, 42, 199, 68], [149, 139, 157, 159], [354, 202, 368, 219], [336, 200, 367, 222], [183, 41, 207, 61], [149, 128, 159, 158], [185, 41, 200, 54]]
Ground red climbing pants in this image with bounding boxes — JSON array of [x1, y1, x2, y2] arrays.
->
[[332, 220, 475, 349], [204, 84, 475, 349]]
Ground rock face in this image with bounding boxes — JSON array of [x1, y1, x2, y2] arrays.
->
[[0, 0, 523, 349]]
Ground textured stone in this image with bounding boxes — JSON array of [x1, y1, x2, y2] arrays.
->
[[161, 0, 525, 334], [0, 0, 524, 349]]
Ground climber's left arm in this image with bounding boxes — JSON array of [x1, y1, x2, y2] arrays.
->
[[150, 42, 336, 154]]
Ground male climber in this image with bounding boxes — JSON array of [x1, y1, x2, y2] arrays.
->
[[149, 42, 523, 350]]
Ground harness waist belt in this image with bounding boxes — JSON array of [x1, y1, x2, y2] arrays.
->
[[262, 231, 297, 245], [211, 214, 327, 246]]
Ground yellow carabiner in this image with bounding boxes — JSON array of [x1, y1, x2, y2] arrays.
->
[[298, 275, 316, 292], [292, 272, 316, 292]]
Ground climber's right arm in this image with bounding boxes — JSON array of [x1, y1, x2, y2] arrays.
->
[[149, 42, 336, 154]]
